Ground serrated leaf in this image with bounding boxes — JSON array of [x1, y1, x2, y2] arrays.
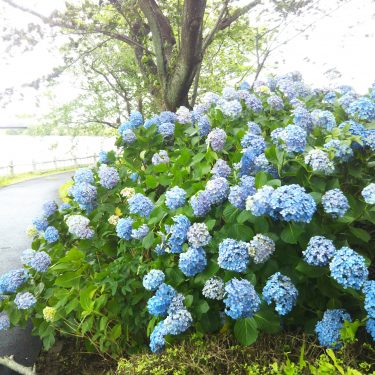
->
[[234, 318, 258, 346]]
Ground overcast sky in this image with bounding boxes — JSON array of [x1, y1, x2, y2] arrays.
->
[[0, 0, 374, 125]]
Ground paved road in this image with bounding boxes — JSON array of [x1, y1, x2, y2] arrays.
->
[[0, 172, 74, 374]]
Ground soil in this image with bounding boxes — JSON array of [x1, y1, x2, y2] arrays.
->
[[35, 337, 116, 375]]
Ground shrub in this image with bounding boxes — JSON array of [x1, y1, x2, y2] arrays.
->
[[0, 73, 375, 357]]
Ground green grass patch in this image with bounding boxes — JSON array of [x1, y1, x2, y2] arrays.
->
[[0, 167, 76, 188], [117, 334, 374, 375]]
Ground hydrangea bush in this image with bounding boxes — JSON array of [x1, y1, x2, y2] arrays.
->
[[1, 72, 375, 356]]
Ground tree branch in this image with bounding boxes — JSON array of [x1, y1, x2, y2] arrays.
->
[[1, 0, 152, 53], [217, 0, 261, 31], [0, 356, 36, 375]]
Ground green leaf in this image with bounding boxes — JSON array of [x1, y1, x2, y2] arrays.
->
[[237, 210, 253, 224], [109, 323, 122, 340], [142, 231, 155, 249], [197, 300, 210, 314], [254, 309, 281, 334], [280, 225, 304, 244], [234, 318, 258, 346], [296, 261, 327, 278], [349, 227, 371, 243], [223, 204, 239, 223], [255, 171, 268, 189], [145, 175, 158, 189]]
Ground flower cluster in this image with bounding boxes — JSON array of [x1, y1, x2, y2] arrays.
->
[[0, 313, 10, 331], [165, 186, 186, 210], [218, 238, 250, 272], [211, 159, 231, 178], [304, 149, 334, 174], [128, 193, 154, 218], [44, 226, 59, 243], [186, 223, 211, 248], [206, 128, 227, 152], [14, 292, 36, 310], [303, 236, 336, 266], [143, 270, 165, 291], [321, 189, 349, 218], [98, 165, 120, 189], [66, 215, 94, 239], [361, 183, 375, 204], [248, 234, 275, 264], [202, 277, 225, 300], [116, 217, 134, 240], [363, 281, 375, 318], [0, 269, 29, 294], [271, 125, 307, 153], [315, 309, 351, 348], [262, 272, 298, 316], [224, 278, 261, 319], [329, 247, 368, 290], [152, 150, 169, 165], [167, 215, 191, 254], [178, 246, 207, 277]]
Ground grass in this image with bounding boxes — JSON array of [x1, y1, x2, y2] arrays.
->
[[0, 167, 78, 188]]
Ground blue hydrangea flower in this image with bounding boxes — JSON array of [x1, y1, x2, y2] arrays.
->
[[0, 313, 10, 331], [322, 189, 349, 218], [247, 121, 262, 135], [206, 128, 227, 152], [167, 215, 191, 254], [239, 81, 250, 91], [143, 270, 165, 291], [338, 93, 355, 110], [159, 111, 176, 124], [149, 320, 166, 353], [292, 106, 313, 132], [128, 193, 154, 218], [211, 159, 231, 178], [179, 247, 207, 277], [32, 216, 48, 231], [154, 244, 166, 256], [131, 224, 149, 240], [244, 94, 262, 112], [268, 184, 316, 223], [201, 92, 219, 106], [197, 115, 211, 137], [267, 95, 284, 110], [147, 283, 177, 317], [315, 309, 351, 349], [42, 201, 58, 217], [74, 168, 94, 184], [66, 215, 94, 239], [246, 185, 274, 216], [311, 110, 336, 131], [0, 269, 29, 294], [152, 150, 169, 165], [239, 147, 257, 176], [363, 281, 375, 318], [163, 308, 192, 335], [347, 97, 375, 121], [206, 177, 229, 205], [323, 91, 337, 104], [241, 133, 266, 155], [21, 249, 36, 266], [122, 129, 137, 144], [192, 104, 208, 124], [190, 191, 212, 217], [222, 87, 238, 100], [158, 122, 175, 138], [324, 140, 353, 162], [262, 272, 298, 315], [165, 186, 186, 210], [364, 129, 375, 150], [187, 223, 211, 248], [248, 234, 275, 264], [303, 236, 336, 266], [98, 150, 108, 164], [98, 165, 120, 189], [271, 125, 307, 153], [304, 149, 334, 174], [229, 175, 256, 209], [30, 251, 51, 272], [366, 319, 375, 341], [44, 226, 59, 243], [361, 183, 375, 204], [253, 154, 278, 177], [218, 238, 250, 272], [71, 182, 97, 206], [338, 120, 366, 142], [59, 203, 71, 212], [129, 110, 143, 128], [224, 278, 261, 319], [14, 292, 37, 310], [144, 115, 160, 129], [176, 106, 191, 124], [220, 99, 243, 117], [116, 217, 134, 240], [202, 277, 225, 300], [329, 247, 368, 290]]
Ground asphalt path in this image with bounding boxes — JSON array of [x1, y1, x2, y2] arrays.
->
[[0, 172, 74, 374]]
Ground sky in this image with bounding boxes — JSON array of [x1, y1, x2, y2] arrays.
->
[[0, 0, 374, 126]]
